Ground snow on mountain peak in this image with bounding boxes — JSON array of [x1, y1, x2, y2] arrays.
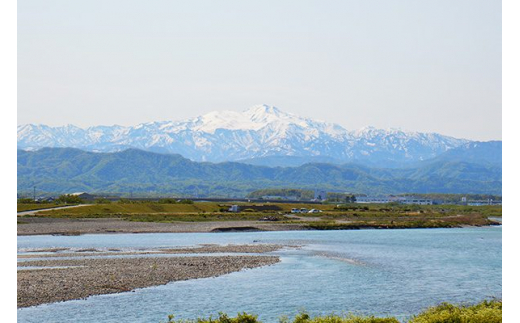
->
[[17, 104, 472, 165], [244, 104, 281, 115], [186, 104, 330, 134]]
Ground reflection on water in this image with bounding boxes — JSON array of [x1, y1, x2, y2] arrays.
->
[[17, 227, 501, 323]]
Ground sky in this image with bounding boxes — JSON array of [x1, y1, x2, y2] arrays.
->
[[17, 0, 501, 141]]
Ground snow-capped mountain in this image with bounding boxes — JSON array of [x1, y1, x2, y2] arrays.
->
[[17, 104, 470, 166]]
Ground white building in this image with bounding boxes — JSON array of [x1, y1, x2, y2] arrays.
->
[[399, 197, 433, 205], [261, 195, 298, 201], [355, 196, 393, 204], [355, 195, 432, 205]]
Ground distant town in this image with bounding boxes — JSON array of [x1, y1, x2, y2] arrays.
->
[[19, 190, 502, 207]]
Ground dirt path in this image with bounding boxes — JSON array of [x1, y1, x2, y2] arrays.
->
[[17, 204, 89, 217]]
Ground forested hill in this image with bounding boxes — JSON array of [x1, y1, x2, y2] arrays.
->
[[17, 147, 502, 197]]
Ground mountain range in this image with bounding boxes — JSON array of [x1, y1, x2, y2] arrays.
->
[[17, 105, 501, 196], [17, 105, 478, 168], [17, 145, 502, 196]]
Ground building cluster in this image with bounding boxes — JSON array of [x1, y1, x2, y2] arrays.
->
[[460, 197, 502, 206], [353, 195, 502, 206], [354, 196, 433, 205], [261, 195, 299, 201], [20, 190, 502, 207]]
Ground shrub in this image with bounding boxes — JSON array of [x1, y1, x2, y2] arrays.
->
[[17, 198, 35, 204], [290, 312, 399, 323], [163, 312, 260, 323], [162, 300, 501, 323], [159, 198, 178, 204], [56, 194, 84, 204], [409, 300, 502, 323]]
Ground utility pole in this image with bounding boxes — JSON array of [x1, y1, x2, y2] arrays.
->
[[33, 186, 36, 201]]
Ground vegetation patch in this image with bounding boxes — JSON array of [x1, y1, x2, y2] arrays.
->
[[17, 194, 86, 212], [409, 300, 502, 323], [26, 201, 501, 228], [161, 300, 501, 323], [17, 203, 73, 212]]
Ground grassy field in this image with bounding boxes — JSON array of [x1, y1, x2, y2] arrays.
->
[[27, 201, 501, 228], [38, 202, 224, 214], [31, 202, 268, 222], [17, 203, 75, 212], [160, 300, 501, 323]]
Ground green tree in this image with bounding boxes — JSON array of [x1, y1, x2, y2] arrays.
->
[[57, 194, 84, 204]]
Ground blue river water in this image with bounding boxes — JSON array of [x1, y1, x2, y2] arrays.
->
[[17, 227, 501, 323]]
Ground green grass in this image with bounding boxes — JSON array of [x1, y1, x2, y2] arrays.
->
[[17, 203, 74, 212], [160, 300, 501, 323], [27, 201, 501, 228], [409, 300, 502, 323], [305, 213, 495, 230], [287, 313, 398, 323], [119, 213, 271, 223], [36, 202, 223, 215], [161, 312, 398, 323], [32, 203, 273, 222]]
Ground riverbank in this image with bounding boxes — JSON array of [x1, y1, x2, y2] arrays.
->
[[158, 300, 502, 323], [17, 215, 499, 236], [17, 227, 501, 322], [17, 244, 283, 308], [17, 202, 501, 236], [17, 217, 309, 235]]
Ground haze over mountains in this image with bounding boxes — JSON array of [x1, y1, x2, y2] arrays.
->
[[18, 105, 475, 168], [17, 105, 501, 196]]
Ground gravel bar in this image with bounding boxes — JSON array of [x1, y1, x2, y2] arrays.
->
[[18, 244, 288, 259], [18, 255, 279, 308]]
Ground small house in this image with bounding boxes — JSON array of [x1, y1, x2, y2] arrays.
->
[[229, 205, 240, 213], [70, 192, 96, 201]]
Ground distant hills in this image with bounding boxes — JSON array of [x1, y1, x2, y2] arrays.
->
[[18, 105, 472, 168], [17, 145, 502, 197], [426, 141, 502, 166], [17, 105, 501, 196], [240, 141, 502, 168]]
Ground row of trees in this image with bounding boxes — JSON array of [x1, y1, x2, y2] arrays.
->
[[247, 189, 359, 203], [18, 195, 197, 205], [326, 193, 357, 203], [17, 194, 84, 204]]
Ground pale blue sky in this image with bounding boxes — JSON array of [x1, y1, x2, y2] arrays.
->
[[18, 0, 501, 140]]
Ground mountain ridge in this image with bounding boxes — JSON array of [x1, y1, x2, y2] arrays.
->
[[17, 147, 502, 196], [17, 104, 474, 167]]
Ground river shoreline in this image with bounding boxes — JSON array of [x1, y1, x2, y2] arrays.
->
[[17, 216, 499, 236], [17, 217, 309, 236], [17, 245, 283, 308]]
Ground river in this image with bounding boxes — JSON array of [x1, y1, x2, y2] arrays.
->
[[17, 226, 502, 322]]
